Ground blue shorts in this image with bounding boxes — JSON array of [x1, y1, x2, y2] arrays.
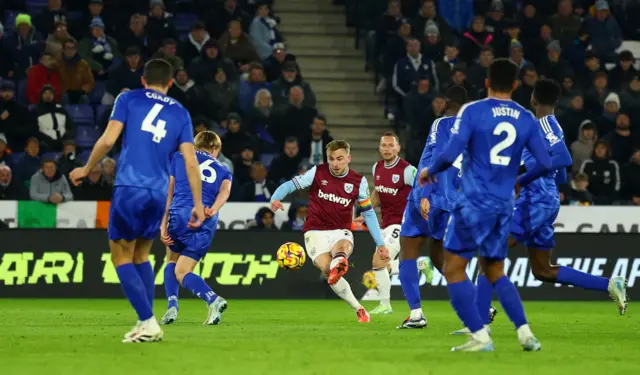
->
[[427, 207, 450, 241], [443, 205, 512, 260], [108, 186, 166, 241], [167, 207, 218, 262], [400, 200, 430, 238], [510, 200, 559, 251]]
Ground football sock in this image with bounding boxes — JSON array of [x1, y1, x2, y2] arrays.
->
[[163, 262, 179, 309], [557, 266, 609, 292], [475, 275, 493, 325], [182, 272, 217, 305], [135, 261, 155, 309], [330, 252, 347, 269], [330, 277, 361, 310], [116, 263, 153, 321], [447, 279, 484, 333], [410, 308, 424, 320], [389, 259, 400, 275], [494, 275, 528, 328], [399, 259, 421, 310], [373, 267, 391, 306]]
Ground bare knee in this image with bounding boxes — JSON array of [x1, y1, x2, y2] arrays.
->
[[531, 262, 556, 282], [132, 252, 149, 264], [110, 240, 134, 267]]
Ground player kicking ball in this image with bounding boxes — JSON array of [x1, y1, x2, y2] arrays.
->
[[70, 59, 206, 343], [159, 131, 232, 326], [419, 59, 553, 352], [453, 80, 628, 336], [271, 140, 389, 322]]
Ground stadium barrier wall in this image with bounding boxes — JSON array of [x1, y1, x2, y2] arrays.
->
[[0, 230, 638, 301]]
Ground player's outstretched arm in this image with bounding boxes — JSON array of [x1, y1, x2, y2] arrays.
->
[[69, 120, 123, 185], [270, 166, 317, 210], [519, 139, 572, 186], [160, 176, 175, 245], [424, 108, 472, 179], [179, 142, 205, 227], [357, 177, 385, 247], [209, 179, 232, 216]]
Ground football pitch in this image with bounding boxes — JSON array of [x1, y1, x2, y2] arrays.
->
[[2, 299, 638, 375]]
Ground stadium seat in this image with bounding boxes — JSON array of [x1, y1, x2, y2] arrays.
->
[[89, 82, 106, 104], [67, 11, 83, 22], [75, 125, 100, 148], [26, 0, 48, 13], [3, 10, 19, 33], [260, 153, 277, 168], [42, 151, 60, 160], [96, 104, 111, 122], [78, 149, 92, 163], [66, 105, 95, 126], [174, 13, 198, 33]]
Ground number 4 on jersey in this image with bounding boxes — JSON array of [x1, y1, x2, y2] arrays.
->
[[142, 103, 167, 143]]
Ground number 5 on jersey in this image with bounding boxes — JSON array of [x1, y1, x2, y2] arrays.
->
[[200, 159, 217, 183], [142, 103, 167, 143]]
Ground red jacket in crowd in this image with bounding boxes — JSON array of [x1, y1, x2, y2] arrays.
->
[[27, 64, 62, 105]]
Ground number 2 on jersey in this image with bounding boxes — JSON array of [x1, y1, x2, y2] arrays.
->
[[199, 159, 217, 183], [141, 103, 167, 143], [490, 122, 516, 166]]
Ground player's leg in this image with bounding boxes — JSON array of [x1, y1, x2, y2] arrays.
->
[[161, 248, 180, 325], [371, 225, 400, 314], [132, 238, 156, 310]]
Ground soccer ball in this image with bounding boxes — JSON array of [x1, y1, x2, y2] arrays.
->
[[362, 270, 377, 289], [276, 242, 306, 270]]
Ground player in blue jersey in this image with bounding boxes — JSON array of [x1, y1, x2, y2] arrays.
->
[[159, 131, 232, 326], [70, 59, 206, 343], [418, 59, 552, 352]]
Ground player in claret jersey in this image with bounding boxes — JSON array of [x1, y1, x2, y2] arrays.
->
[[69, 59, 206, 343], [367, 132, 416, 315], [271, 140, 389, 322]]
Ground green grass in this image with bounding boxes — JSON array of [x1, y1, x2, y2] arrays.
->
[[1, 299, 638, 375]]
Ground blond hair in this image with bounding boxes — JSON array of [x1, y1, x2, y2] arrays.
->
[[326, 140, 351, 154], [194, 130, 221, 152]]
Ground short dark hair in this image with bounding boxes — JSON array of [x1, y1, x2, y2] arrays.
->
[[315, 113, 327, 124], [143, 59, 174, 87], [382, 131, 399, 143], [41, 158, 56, 167], [488, 58, 518, 93], [533, 79, 561, 106], [444, 85, 468, 107], [285, 136, 298, 145]]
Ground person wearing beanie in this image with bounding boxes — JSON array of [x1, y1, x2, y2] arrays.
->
[[5, 13, 44, 80], [188, 38, 237, 84], [508, 41, 531, 70], [593, 90, 620, 136], [35, 84, 75, 153], [586, 0, 623, 63], [78, 17, 122, 78], [537, 39, 571, 84], [421, 20, 444, 62], [410, 0, 453, 44]]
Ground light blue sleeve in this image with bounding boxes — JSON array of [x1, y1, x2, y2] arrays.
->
[[271, 166, 317, 201], [358, 176, 384, 246]]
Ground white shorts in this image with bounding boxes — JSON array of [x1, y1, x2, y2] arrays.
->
[[382, 225, 401, 259], [303, 229, 354, 263]]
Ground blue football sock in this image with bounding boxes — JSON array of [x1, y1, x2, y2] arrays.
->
[[494, 275, 527, 328], [135, 261, 155, 309], [475, 274, 493, 325], [447, 279, 484, 333], [116, 263, 153, 321], [182, 272, 217, 305], [399, 259, 421, 310], [163, 262, 179, 310], [557, 266, 609, 292]]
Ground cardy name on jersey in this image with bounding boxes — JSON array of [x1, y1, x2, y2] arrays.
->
[[492, 106, 521, 119], [317, 189, 352, 207], [375, 185, 399, 196], [146, 91, 176, 105]]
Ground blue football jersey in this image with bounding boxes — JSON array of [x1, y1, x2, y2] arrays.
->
[[170, 150, 232, 209], [409, 118, 438, 203], [520, 115, 566, 208], [427, 116, 462, 212], [110, 89, 194, 192], [428, 98, 551, 214]]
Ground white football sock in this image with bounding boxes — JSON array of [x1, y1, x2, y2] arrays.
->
[[330, 255, 346, 269], [516, 324, 534, 345], [330, 277, 361, 311], [410, 308, 424, 320], [389, 259, 399, 275], [141, 316, 161, 332], [373, 268, 391, 306], [471, 327, 491, 343]]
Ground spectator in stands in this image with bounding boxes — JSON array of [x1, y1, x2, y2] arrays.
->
[[270, 61, 315, 111], [152, 38, 183, 73], [620, 75, 640, 121], [179, 21, 210, 68], [579, 140, 620, 204], [34, 0, 68, 38], [247, 88, 274, 140], [58, 38, 95, 104], [219, 20, 261, 71], [558, 93, 587, 147], [560, 172, 594, 206], [520, 2, 543, 48], [280, 201, 308, 230], [435, 44, 464, 89], [383, 19, 412, 81], [392, 39, 438, 107], [604, 112, 636, 165], [374, 0, 404, 65], [0, 80, 33, 150], [404, 74, 435, 133], [263, 43, 296, 82], [513, 66, 537, 110], [146, 0, 178, 54], [202, 68, 239, 122], [188, 40, 237, 85], [412, 0, 452, 44], [596, 92, 620, 136], [14, 137, 41, 188], [586, 0, 622, 63], [221, 113, 253, 159], [577, 52, 603, 91], [421, 21, 444, 63], [493, 19, 521, 58], [232, 145, 256, 187], [571, 120, 598, 173], [437, 0, 473, 34], [0, 133, 12, 166], [526, 23, 553, 68], [585, 71, 611, 118], [250, 3, 279, 60], [537, 40, 571, 84], [44, 20, 70, 58], [459, 15, 492, 65], [247, 207, 278, 230], [103, 46, 142, 105], [35, 84, 75, 153], [0, 21, 11, 78], [57, 140, 82, 179], [450, 67, 474, 99], [117, 14, 149, 59], [79, 0, 116, 37], [507, 41, 531, 71], [6, 14, 44, 80], [73, 163, 112, 200], [609, 51, 637, 91], [467, 47, 493, 98], [0, 164, 27, 200], [558, 74, 579, 110], [485, 0, 506, 33], [550, 0, 582, 49], [100, 157, 115, 185], [206, 0, 251, 39], [29, 158, 73, 203], [238, 62, 270, 112], [622, 150, 640, 205], [237, 162, 277, 202], [564, 23, 591, 72], [272, 87, 317, 144], [299, 114, 333, 165], [78, 17, 121, 80], [268, 137, 302, 184], [173, 68, 199, 114]]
